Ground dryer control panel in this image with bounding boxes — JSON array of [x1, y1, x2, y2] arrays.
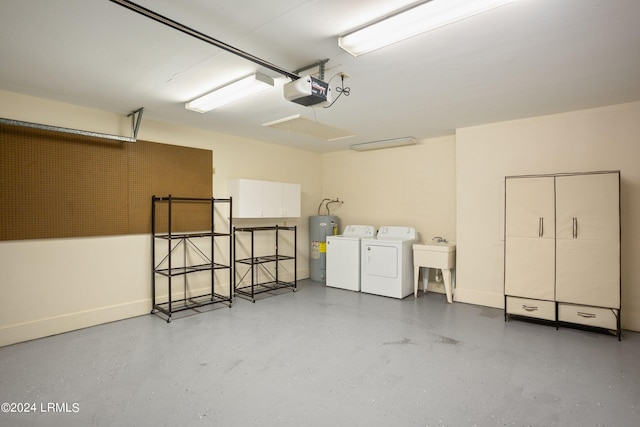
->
[[377, 226, 416, 240]]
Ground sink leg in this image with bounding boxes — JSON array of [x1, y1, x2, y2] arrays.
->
[[443, 268, 453, 303], [413, 266, 420, 297], [423, 267, 430, 294]]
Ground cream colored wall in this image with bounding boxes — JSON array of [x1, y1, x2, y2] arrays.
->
[[0, 90, 322, 346], [3, 88, 639, 345], [321, 136, 457, 293], [456, 101, 640, 331]]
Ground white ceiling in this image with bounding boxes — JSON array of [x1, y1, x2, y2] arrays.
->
[[1, 0, 639, 153]]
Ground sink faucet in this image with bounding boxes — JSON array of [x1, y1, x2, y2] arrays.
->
[[432, 236, 447, 243]]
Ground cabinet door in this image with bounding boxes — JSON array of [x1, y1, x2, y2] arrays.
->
[[504, 176, 555, 300], [229, 179, 301, 218], [261, 181, 283, 217], [263, 182, 300, 217], [281, 183, 301, 217], [555, 173, 620, 308], [228, 179, 263, 218]]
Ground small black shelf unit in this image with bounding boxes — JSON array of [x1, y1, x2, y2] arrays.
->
[[234, 225, 297, 302], [152, 195, 232, 322]]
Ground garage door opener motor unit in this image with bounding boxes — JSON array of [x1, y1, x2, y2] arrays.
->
[[284, 76, 330, 106]]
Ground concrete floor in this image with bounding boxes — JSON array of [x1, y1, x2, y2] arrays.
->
[[1, 279, 638, 427]]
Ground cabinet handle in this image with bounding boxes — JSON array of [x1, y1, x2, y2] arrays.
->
[[577, 311, 596, 318], [538, 217, 543, 237], [522, 305, 538, 312], [572, 217, 578, 238]]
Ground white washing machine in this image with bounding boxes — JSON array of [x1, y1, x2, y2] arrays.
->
[[360, 226, 417, 299], [326, 225, 375, 291]]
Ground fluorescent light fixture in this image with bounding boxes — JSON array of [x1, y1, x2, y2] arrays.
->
[[351, 137, 417, 151], [185, 72, 274, 112], [338, 0, 517, 56]]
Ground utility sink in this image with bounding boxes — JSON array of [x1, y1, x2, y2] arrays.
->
[[412, 242, 456, 269], [413, 242, 456, 303]]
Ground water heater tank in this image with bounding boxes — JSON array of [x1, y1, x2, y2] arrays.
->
[[309, 215, 339, 282]]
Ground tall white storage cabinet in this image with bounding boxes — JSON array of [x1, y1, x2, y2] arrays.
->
[[504, 171, 621, 339]]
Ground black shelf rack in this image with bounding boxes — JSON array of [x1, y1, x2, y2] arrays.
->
[[151, 195, 232, 322], [233, 225, 297, 302]]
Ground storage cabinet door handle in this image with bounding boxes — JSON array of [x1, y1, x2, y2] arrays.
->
[[577, 311, 596, 318], [522, 305, 538, 312], [572, 217, 578, 238], [539, 217, 543, 237]]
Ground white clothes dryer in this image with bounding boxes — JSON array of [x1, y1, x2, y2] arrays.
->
[[326, 225, 375, 291], [360, 226, 417, 299]]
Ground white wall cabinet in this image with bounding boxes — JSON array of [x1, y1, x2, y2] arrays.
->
[[228, 179, 301, 218], [504, 171, 621, 338]]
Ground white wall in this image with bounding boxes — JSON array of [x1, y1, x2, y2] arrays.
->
[[0, 90, 322, 346], [456, 101, 640, 331]]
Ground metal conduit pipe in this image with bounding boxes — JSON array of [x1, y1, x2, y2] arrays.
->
[[325, 199, 343, 215]]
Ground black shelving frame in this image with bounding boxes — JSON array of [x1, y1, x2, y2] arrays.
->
[[151, 195, 232, 322], [233, 225, 297, 302]]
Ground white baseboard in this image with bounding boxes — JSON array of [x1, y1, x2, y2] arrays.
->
[[4, 278, 635, 347], [0, 299, 150, 348], [0, 271, 312, 347], [454, 287, 504, 309], [621, 309, 640, 332]]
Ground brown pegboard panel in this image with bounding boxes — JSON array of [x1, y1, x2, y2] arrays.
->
[[128, 140, 212, 234], [0, 123, 212, 241], [0, 124, 129, 240], [150, 198, 213, 235]]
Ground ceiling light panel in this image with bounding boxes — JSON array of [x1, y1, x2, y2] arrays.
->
[[185, 72, 274, 112], [263, 115, 355, 141], [339, 0, 517, 57]]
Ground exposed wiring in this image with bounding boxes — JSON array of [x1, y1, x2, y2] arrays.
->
[[323, 74, 350, 109]]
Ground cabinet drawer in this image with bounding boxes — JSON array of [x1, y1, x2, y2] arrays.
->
[[558, 303, 618, 330], [506, 296, 555, 321]]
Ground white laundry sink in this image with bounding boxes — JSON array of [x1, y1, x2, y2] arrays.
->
[[412, 242, 456, 269], [413, 242, 456, 303]]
